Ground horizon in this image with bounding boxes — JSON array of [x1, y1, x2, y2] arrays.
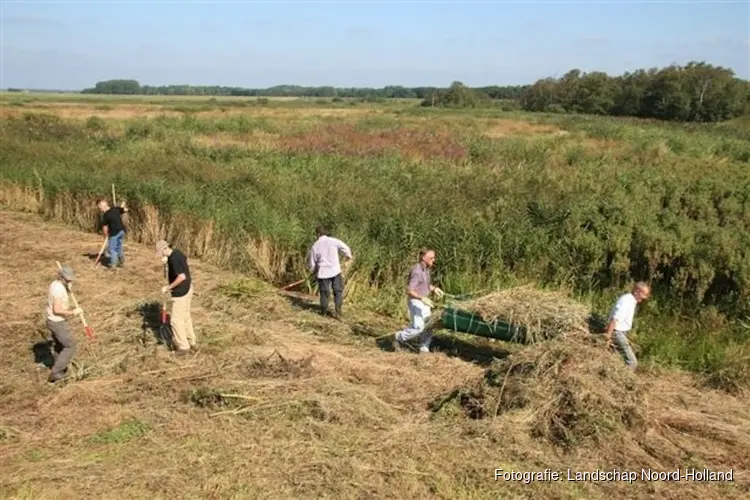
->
[[2, 1, 749, 91]]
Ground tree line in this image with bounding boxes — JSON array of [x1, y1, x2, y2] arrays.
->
[[80, 79, 527, 100], [520, 61, 749, 122], [73, 60, 749, 122]]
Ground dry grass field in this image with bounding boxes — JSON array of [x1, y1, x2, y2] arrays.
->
[[1, 210, 749, 499]]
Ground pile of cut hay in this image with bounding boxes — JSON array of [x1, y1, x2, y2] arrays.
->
[[453, 286, 591, 343], [432, 332, 646, 449]]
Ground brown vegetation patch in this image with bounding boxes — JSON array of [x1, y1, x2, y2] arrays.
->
[[279, 123, 468, 161], [192, 131, 279, 150], [433, 333, 750, 490], [0, 103, 379, 121], [483, 118, 562, 138], [573, 136, 628, 157], [440, 334, 645, 446], [244, 349, 315, 379], [581, 137, 622, 151], [0, 103, 183, 119], [253, 107, 377, 118]]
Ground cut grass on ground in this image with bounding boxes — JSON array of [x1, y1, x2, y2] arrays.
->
[[1, 210, 749, 499]]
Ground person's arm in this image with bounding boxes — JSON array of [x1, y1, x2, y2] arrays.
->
[[306, 247, 317, 273], [101, 213, 110, 238], [605, 319, 616, 343], [52, 296, 80, 317], [164, 256, 187, 292], [167, 274, 186, 291], [605, 300, 623, 344], [406, 270, 424, 300], [335, 239, 353, 273], [429, 283, 444, 299], [335, 238, 353, 262]]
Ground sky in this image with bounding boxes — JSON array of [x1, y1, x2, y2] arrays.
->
[[1, 0, 748, 90]]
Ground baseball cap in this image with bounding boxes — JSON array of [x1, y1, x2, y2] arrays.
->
[[58, 265, 76, 281]]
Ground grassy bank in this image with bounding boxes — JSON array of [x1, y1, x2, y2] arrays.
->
[[1, 100, 749, 382]]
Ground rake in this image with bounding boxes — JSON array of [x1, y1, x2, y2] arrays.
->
[[159, 261, 174, 348], [93, 239, 108, 268], [55, 261, 94, 338]]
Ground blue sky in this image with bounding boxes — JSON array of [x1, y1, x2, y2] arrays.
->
[[2, 0, 748, 89]]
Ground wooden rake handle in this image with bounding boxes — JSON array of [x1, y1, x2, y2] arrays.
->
[[281, 278, 306, 291], [55, 261, 94, 338], [93, 239, 107, 268]]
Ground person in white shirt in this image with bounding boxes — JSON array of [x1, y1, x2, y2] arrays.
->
[[45, 265, 83, 383], [306, 225, 353, 319], [605, 282, 651, 371]]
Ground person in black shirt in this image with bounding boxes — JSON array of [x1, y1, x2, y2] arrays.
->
[[155, 240, 195, 355], [97, 198, 128, 268]]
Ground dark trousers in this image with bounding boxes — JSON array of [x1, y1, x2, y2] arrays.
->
[[46, 319, 76, 380], [317, 274, 344, 315]]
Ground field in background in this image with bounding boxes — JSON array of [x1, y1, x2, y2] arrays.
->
[[1, 91, 421, 108], [1, 93, 750, 385]]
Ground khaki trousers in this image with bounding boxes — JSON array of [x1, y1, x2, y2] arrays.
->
[[170, 285, 195, 350]]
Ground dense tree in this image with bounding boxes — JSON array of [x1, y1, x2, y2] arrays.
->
[[82, 79, 141, 94], [519, 78, 557, 112], [521, 61, 748, 122], [420, 81, 492, 108]]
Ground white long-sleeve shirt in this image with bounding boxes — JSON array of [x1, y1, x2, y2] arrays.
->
[[307, 235, 353, 279], [608, 292, 638, 332]]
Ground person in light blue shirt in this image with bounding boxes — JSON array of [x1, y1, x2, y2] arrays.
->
[[307, 225, 353, 319]]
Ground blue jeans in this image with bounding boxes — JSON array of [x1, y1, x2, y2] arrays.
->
[[107, 230, 125, 267]]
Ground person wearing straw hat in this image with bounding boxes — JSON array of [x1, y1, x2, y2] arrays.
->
[[45, 265, 83, 383], [392, 248, 444, 353], [605, 281, 651, 371], [155, 240, 196, 355]]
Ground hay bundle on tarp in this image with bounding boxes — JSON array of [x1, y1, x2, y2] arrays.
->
[[431, 332, 646, 448], [455, 286, 591, 342]]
